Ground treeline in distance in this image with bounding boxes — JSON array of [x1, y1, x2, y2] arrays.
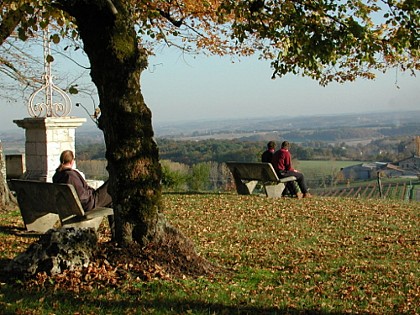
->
[[76, 135, 419, 165]]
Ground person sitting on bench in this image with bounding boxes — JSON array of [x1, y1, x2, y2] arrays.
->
[[272, 141, 312, 199], [261, 141, 276, 163], [262, 141, 291, 197], [53, 150, 115, 235]]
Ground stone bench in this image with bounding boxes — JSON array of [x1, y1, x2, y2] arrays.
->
[[11, 179, 113, 233], [226, 162, 296, 198]]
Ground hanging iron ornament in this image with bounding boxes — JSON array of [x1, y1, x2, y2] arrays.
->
[[27, 28, 72, 117]]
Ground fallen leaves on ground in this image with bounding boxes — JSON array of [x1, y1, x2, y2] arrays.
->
[[0, 194, 419, 314]]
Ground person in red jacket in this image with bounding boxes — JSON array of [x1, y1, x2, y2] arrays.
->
[[272, 141, 312, 198]]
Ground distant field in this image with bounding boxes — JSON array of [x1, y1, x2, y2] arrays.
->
[[294, 160, 363, 191], [295, 160, 362, 180], [78, 159, 362, 179], [296, 160, 362, 172]]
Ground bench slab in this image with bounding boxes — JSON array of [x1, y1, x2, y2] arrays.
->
[[226, 162, 296, 198]]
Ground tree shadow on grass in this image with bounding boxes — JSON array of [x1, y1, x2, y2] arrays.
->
[[0, 224, 42, 283], [0, 289, 366, 315], [0, 227, 371, 315], [0, 224, 41, 237]]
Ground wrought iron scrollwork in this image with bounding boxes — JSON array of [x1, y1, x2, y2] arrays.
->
[[27, 28, 72, 118]]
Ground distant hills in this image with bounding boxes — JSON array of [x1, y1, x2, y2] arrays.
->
[[153, 110, 420, 142], [156, 110, 420, 133], [2, 110, 420, 154]]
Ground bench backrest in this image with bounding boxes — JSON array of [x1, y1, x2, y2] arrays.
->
[[11, 179, 85, 220], [226, 162, 280, 182]]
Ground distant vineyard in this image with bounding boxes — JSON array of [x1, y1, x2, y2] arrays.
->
[[314, 181, 420, 201]]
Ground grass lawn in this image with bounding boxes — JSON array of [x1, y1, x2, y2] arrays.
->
[[295, 160, 363, 176], [0, 194, 419, 314]]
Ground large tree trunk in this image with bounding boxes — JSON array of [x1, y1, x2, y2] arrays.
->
[[60, 0, 163, 246]]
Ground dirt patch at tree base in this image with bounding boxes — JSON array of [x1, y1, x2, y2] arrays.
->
[[0, 206, 220, 291], [99, 235, 218, 282], [1, 226, 219, 292]]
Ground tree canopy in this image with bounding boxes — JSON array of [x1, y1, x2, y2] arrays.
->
[[1, 0, 419, 87], [0, 0, 418, 247]]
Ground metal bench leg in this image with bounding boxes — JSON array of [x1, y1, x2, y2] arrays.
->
[[264, 183, 286, 198]]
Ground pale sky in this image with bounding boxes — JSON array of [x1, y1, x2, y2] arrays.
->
[[142, 50, 419, 123], [1, 46, 419, 132]]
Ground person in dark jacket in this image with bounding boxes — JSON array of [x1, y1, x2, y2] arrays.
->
[[53, 150, 112, 211], [272, 141, 312, 199], [261, 141, 276, 163], [53, 150, 115, 237]]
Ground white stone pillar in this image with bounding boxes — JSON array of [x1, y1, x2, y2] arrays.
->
[[13, 117, 86, 182]]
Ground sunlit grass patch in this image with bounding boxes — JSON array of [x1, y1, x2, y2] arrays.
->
[[1, 194, 419, 314], [164, 194, 419, 313]]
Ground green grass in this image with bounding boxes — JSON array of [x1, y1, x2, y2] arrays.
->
[[296, 160, 362, 176], [1, 194, 419, 314], [296, 160, 364, 190]]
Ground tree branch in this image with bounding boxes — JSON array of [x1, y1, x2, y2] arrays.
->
[[0, 6, 25, 45], [157, 9, 184, 27]]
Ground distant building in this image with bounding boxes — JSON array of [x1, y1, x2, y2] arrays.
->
[[340, 161, 415, 180], [340, 162, 383, 180], [395, 155, 420, 175]]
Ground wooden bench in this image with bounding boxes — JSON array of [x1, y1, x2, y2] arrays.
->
[[11, 179, 113, 233], [226, 162, 297, 198]]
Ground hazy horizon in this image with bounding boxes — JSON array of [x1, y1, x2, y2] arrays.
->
[[2, 109, 419, 137], [1, 47, 419, 132]]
